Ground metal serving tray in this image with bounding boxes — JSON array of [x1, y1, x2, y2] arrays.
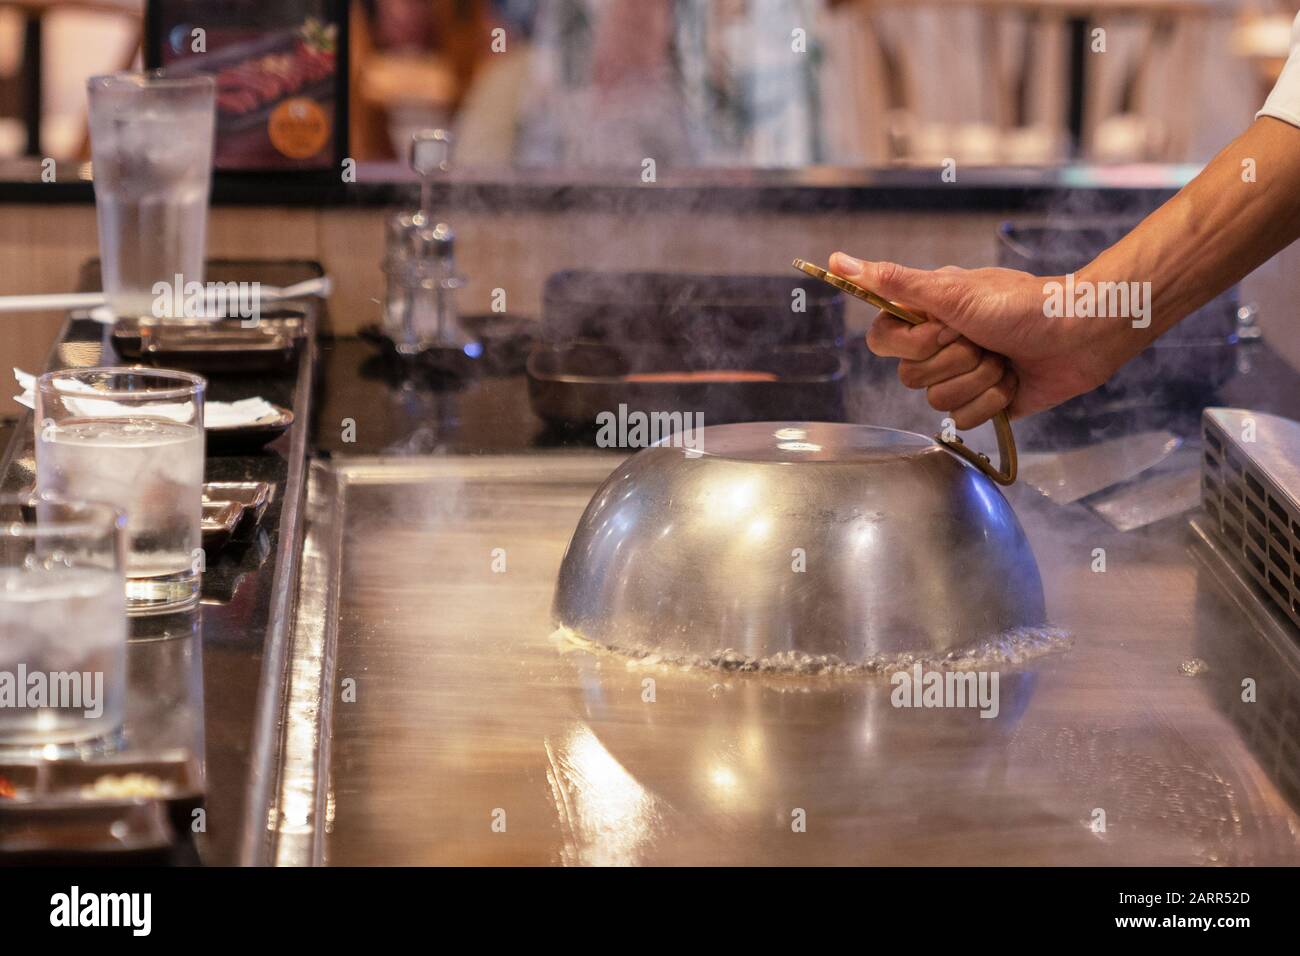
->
[[260, 454, 1300, 866]]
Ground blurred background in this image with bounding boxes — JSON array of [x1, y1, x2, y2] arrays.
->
[[4, 0, 1300, 421], [0, 0, 1296, 169]]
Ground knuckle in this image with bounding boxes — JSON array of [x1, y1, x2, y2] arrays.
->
[[875, 261, 904, 291], [979, 353, 1003, 381], [899, 340, 932, 362], [917, 323, 946, 355], [866, 321, 891, 353], [937, 279, 973, 317], [953, 340, 982, 370], [868, 316, 909, 353]]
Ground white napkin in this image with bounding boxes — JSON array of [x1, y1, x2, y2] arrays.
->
[[13, 369, 280, 428], [204, 397, 281, 429]]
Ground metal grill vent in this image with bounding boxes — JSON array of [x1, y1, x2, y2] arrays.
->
[[1201, 408, 1300, 632]]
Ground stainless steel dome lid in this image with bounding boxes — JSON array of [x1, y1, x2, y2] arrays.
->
[[553, 421, 1046, 665]]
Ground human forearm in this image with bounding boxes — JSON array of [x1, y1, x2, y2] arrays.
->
[[1082, 117, 1300, 366], [836, 117, 1300, 429]]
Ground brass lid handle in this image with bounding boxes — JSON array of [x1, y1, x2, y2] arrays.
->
[[792, 258, 1018, 486]]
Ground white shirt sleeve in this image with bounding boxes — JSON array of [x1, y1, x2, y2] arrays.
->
[[1259, 13, 1300, 128]]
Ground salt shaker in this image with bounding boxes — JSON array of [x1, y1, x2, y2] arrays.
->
[[381, 130, 468, 358]]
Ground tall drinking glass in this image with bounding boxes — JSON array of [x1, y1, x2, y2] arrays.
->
[[36, 368, 206, 615], [87, 72, 216, 319], [0, 494, 127, 753]]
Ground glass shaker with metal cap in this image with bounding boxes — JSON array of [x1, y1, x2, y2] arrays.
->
[[382, 130, 470, 359]]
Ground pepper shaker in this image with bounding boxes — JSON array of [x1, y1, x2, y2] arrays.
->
[[381, 129, 468, 360]]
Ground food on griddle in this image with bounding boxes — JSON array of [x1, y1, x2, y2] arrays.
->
[[623, 371, 780, 383]]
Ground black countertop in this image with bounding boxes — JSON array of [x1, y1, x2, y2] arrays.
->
[[7, 284, 1296, 864], [0, 160, 1194, 213], [0, 261, 320, 865], [313, 331, 1300, 460]]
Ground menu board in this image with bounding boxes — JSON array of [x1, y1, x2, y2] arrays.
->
[[146, 0, 347, 172]]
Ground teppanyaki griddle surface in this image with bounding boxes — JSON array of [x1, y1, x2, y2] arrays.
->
[[280, 455, 1300, 865]]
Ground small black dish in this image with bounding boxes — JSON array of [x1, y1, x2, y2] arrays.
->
[[205, 405, 294, 454]]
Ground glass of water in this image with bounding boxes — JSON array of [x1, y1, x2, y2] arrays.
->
[[0, 494, 127, 753], [36, 368, 206, 615], [87, 72, 216, 319]]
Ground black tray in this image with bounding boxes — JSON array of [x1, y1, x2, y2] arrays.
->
[[541, 270, 845, 353], [113, 310, 307, 375], [527, 343, 847, 430]]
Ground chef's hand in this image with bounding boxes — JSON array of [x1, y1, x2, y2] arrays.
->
[[831, 119, 1300, 429], [830, 253, 1111, 428]]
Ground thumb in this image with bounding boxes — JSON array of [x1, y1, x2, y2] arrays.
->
[[829, 253, 967, 326]]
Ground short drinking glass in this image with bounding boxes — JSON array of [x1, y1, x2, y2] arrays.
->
[[36, 367, 206, 615], [0, 494, 127, 752]]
